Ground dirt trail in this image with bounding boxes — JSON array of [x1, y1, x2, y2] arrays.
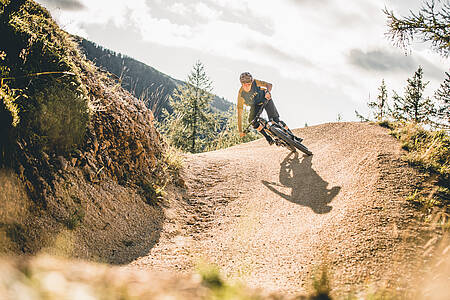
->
[[130, 122, 429, 296]]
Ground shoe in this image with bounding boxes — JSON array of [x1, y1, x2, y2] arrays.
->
[[294, 136, 303, 143], [266, 136, 274, 145]]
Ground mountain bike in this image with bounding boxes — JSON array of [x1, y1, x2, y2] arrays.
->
[[244, 99, 313, 156]]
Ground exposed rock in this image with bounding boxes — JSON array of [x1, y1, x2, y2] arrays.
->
[[57, 156, 68, 171]]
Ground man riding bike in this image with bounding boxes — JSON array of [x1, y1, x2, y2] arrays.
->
[[237, 72, 301, 145]]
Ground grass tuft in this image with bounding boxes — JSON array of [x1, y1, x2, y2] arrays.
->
[[64, 207, 85, 230], [309, 264, 332, 300], [387, 122, 449, 213], [390, 123, 449, 178]]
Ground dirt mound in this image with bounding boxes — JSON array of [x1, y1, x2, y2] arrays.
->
[[0, 0, 178, 264], [131, 122, 441, 296]]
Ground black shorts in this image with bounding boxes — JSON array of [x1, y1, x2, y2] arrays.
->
[[249, 99, 280, 124]]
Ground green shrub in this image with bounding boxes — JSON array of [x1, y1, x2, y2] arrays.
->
[[32, 80, 89, 153], [0, 83, 20, 127], [205, 107, 259, 151]]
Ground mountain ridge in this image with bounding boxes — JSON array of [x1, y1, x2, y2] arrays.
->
[[76, 37, 233, 119]]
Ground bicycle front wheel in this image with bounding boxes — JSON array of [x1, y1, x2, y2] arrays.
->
[[270, 126, 312, 156]]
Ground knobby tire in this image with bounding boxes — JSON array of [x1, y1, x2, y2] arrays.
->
[[270, 126, 313, 156]]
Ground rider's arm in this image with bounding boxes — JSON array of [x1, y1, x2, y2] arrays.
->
[[237, 89, 244, 133], [255, 79, 272, 92]]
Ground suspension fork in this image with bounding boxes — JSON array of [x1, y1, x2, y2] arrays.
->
[[262, 119, 278, 137]]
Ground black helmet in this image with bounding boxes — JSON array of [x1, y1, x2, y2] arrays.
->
[[239, 72, 253, 84]]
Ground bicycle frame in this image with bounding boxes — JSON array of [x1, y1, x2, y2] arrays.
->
[[244, 99, 270, 133], [244, 100, 292, 148]]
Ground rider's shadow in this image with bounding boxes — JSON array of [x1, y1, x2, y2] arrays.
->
[[262, 152, 340, 214]]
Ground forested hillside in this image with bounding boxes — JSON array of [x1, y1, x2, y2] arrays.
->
[[77, 38, 232, 119]]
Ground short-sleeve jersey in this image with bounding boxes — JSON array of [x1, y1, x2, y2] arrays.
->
[[236, 79, 271, 132]]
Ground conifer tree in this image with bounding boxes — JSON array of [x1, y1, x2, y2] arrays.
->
[[434, 71, 450, 128], [391, 66, 435, 123], [384, 1, 448, 127], [160, 61, 215, 153], [355, 80, 390, 122], [369, 79, 390, 121], [384, 0, 450, 57]]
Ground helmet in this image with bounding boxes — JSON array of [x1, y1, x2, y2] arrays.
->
[[239, 72, 253, 84]]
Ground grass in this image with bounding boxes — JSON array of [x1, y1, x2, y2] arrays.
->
[[196, 262, 259, 300], [162, 144, 185, 178], [380, 121, 450, 214], [64, 207, 85, 230], [309, 264, 332, 300], [388, 122, 449, 179], [138, 178, 166, 205], [1, 0, 92, 164], [1, 253, 449, 299]]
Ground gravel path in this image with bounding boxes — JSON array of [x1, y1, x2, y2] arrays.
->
[[130, 122, 428, 296]]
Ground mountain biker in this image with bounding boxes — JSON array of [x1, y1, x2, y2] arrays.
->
[[237, 72, 300, 145]]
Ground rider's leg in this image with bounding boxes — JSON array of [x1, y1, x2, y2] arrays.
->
[[278, 119, 303, 142], [265, 99, 291, 132], [264, 99, 280, 123], [265, 99, 303, 142], [278, 120, 292, 132]]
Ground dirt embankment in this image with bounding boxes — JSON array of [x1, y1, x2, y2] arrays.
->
[[0, 77, 176, 264], [131, 122, 445, 296], [0, 1, 178, 264]]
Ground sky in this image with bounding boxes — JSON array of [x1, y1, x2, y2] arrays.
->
[[36, 0, 449, 128]]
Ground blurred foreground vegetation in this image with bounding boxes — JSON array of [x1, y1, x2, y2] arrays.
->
[[1, 252, 449, 300]]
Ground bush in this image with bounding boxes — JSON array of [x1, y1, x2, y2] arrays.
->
[[32, 80, 89, 153]]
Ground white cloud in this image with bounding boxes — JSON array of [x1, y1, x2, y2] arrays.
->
[[207, 0, 248, 12], [168, 2, 190, 16], [195, 2, 222, 20]]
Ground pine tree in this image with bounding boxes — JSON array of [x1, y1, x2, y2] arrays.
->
[[384, 0, 450, 57], [368, 79, 390, 121], [384, 1, 449, 126], [391, 66, 436, 123], [160, 61, 215, 153], [355, 80, 390, 122], [434, 71, 450, 128]]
